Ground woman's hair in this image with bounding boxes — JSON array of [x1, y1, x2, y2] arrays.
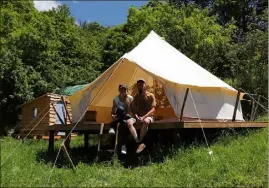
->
[[119, 84, 128, 90], [118, 85, 131, 107]]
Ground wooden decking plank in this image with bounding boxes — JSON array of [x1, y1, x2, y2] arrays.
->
[[44, 121, 268, 131]]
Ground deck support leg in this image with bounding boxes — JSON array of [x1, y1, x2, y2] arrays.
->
[[36, 135, 42, 139], [84, 132, 89, 148], [96, 123, 105, 162], [232, 91, 241, 122], [114, 123, 119, 155], [48, 131, 55, 153], [172, 130, 181, 148]]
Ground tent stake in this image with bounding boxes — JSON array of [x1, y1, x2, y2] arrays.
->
[[179, 88, 189, 122], [232, 91, 241, 121], [62, 144, 76, 172]]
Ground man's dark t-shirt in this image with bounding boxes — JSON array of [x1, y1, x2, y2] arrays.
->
[[132, 91, 156, 118]]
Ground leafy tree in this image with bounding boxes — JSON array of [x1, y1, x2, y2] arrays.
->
[[0, 0, 267, 134], [103, 2, 236, 78], [169, 0, 267, 28], [0, 1, 104, 134]]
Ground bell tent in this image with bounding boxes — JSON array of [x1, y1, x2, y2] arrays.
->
[[68, 31, 244, 124]]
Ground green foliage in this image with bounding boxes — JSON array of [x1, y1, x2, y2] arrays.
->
[[169, 0, 268, 32], [256, 114, 268, 122], [1, 128, 267, 186], [0, 1, 105, 133], [103, 2, 236, 78], [0, 0, 267, 133]]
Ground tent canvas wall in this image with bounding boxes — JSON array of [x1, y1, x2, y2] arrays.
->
[[68, 31, 244, 124]]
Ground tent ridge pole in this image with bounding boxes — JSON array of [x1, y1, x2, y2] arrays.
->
[[179, 88, 189, 122], [232, 90, 241, 121]]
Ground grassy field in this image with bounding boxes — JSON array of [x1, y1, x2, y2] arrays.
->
[[1, 127, 268, 187]]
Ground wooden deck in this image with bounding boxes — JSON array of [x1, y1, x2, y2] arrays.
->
[[45, 121, 268, 132], [20, 121, 267, 153]]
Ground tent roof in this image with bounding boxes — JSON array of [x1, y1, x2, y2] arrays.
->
[[68, 31, 244, 122], [121, 31, 236, 92], [69, 30, 242, 103], [56, 84, 89, 96], [69, 31, 239, 98]]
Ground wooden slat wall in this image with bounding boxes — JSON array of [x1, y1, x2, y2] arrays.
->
[[20, 94, 73, 136], [20, 96, 50, 130]]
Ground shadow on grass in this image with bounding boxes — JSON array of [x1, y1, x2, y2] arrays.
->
[[36, 145, 98, 168], [35, 128, 261, 169]]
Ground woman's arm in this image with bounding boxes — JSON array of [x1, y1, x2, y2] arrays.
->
[[130, 96, 137, 116], [111, 99, 117, 115]]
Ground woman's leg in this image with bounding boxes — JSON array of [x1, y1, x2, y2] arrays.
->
[[109, 119, 118, 133], [118, 121, 129, 145]]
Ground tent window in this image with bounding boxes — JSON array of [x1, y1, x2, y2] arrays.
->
[[32, 107, 38, 118], [55, 101, 66, 124]]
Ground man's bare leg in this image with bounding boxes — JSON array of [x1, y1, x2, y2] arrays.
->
[[127, 119, 139, 143], [136, 118, 151, 154], [139, 118, 150, 142]]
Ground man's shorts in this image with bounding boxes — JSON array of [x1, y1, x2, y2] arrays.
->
[[129, 117, 154, 124]]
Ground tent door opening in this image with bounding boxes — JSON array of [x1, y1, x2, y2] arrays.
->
[[55, 101, 66, 136]]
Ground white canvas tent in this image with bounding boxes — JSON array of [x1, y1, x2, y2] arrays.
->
[[68, 31, 244, 123]]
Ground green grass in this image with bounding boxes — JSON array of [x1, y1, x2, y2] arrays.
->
[[256, 114, 268, 122], [1, 128, 268, 187]]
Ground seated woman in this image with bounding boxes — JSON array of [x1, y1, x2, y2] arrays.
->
[[109, 84, 133, 154]]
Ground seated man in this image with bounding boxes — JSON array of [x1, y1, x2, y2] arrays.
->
[[127, 78, 156, 154], [109, 84, 133, 154]]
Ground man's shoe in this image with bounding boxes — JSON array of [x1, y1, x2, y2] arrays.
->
[[121, 145, 127, 155], [108, 128, 115, 134], [136, 143, 146, 154]]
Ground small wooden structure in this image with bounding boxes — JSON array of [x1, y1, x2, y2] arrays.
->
[[19, 93, 72, 138]]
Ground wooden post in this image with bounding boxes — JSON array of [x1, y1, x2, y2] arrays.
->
[[48, 131, 55, 153], [96, 123, 104, 161], [179, 88, 189, 121], [61, 96, 72, 124], [97, 123, 104, 152], [50, 102, 65, 125], [114, 123, 119, 155], [153, 79, 156, 121], [62, 106, 67, 124], [84, 132, 89, 148], [250, 99, 255, 121], [232, 91, 241, 121], [61, 104, 71, 149]]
